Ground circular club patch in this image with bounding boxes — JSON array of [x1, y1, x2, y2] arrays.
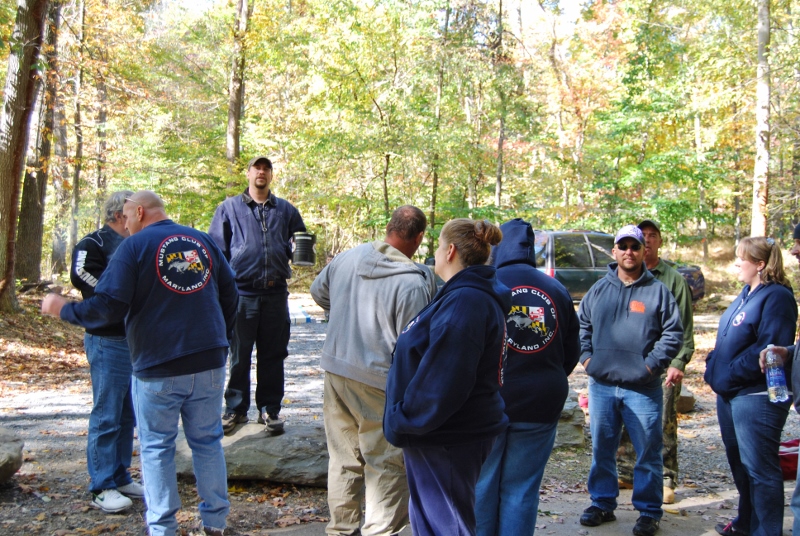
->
[[506, 286, 558, 354], [156, 234, 213, 294], [732, 311, 746, 327]]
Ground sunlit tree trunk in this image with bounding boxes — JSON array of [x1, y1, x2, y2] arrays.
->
[[751, 0, 770, 236], [69, 0, 85, 257], [227, 0, 249, 185], [0, 0, 48, 313], [16, 1, 60, 284]]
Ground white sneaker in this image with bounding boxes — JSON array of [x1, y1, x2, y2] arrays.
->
[[117, 481, 145, 499], [91, 489, 133, 513]]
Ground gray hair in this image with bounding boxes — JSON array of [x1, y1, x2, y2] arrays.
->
[[104, 190, 134, 222]]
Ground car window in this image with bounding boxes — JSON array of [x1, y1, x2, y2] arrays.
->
[[588, 235, 615, 268], [533, 232, 549, 267], [553, 234, 590, 268]]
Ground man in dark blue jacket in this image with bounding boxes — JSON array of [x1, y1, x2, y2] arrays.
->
[[577, 225, 682, 536], [43, 191, 238, 536], [209, 156, 306, 435], [70, 190, 142, 514]]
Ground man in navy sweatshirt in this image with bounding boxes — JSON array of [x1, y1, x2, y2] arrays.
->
[[577, 224, 683, 536], [42, 191, 238, 536]]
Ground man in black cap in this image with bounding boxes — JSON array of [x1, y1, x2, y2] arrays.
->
[[209, 156, 307, 435], [617, 219, 695, 505], [759, 222, 800, 535]]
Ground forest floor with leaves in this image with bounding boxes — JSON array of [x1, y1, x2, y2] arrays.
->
[[2, 240, 800, 535]]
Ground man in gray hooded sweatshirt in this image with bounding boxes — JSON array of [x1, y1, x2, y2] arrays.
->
[[310, 205, 436, 536], [577, 224, 683, 536]]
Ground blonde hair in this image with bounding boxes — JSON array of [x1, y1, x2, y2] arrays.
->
[[440, 219, 503, 267], [737, 237, 791, 289]]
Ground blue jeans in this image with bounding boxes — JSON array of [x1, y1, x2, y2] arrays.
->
[[587, 378, 663, 519], [404, 439, 495, 536], [475, 421, 558, 536], [133, 367, 230, 536], [792, 453, 800, 535], [225, 293, 290, 416], [84, 334, 136, 493], [717, 394, 789, 536]]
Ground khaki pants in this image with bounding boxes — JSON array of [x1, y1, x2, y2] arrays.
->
[[323, 372, 409, 536]]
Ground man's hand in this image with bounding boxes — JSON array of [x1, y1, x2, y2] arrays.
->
[[41, 294, 67, 317], [665, 367, 684, 388], [759, 346, 790, 373]]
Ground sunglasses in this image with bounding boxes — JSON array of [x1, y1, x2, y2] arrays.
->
[[616, 243, 642, 251]]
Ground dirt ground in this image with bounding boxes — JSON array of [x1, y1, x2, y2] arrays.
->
[[2, 249, 800, 536]]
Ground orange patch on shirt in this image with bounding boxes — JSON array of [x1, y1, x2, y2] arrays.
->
[[630, 300, 646, 313]]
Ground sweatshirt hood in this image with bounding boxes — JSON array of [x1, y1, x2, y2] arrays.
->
[[355, 240, 431, 281], [440, 264, 512, 313], [493, 218, 536, 268]]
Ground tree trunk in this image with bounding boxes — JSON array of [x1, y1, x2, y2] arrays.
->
[[0, 0, 48, 313], [694, 111, 708, 263], [16, 1, 60, 284], [381, 153, 390, 217], [70, 0, 85, 255], [227, 0, 249, 183], [495, 115, 504, 207], [751, 0, 770, 236], [494, 0, 504, 209], [427, 4, 450, 255]]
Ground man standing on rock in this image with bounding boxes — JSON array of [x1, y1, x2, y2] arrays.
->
[[43, 191, 238, 536], [617, 219, 695, 505], [210, 155, 306, 435], [70, 190, 143, 514], [310, 205, 436, 536], [578, 224, 683, 536], [759, 222, 800, 536]]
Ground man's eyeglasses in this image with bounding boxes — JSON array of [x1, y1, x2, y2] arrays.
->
[[617, 243, 642, 251]]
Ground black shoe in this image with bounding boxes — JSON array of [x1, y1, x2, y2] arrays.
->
[[261, 408, 284, 435], [716, 522, 749, 536], [580, 506, 616, 527], [632, 516, 660, 536], [221, 412, 247, 435]]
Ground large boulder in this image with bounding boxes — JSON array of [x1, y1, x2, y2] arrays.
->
[[0, 427, 24, 482], [554, 391, 585, 448], [175, 423, 328, 486]]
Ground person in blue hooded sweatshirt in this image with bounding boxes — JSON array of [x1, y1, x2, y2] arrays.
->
[[706, 236, 796, 536], [474, 218, 580, 536], [383, 218, 511, 536]]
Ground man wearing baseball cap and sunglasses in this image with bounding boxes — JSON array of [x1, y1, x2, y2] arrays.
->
[[616, 220, 695, 506], [577, 224, 684, 536]]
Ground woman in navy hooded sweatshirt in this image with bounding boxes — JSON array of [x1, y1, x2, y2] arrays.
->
[[384, 218, 511, 536], [704, 237, 797, 536]]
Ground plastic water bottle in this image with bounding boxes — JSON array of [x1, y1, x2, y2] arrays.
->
[[765, 344, 790, 403]]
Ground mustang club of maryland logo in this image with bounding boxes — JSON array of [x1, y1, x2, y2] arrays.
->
[[156, 234, 213, 294], [733, 311, 746, 327], [506, 285, 558, 353]]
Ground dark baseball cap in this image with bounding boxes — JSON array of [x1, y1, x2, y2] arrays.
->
[[247, 156, 272, 170], [794, 222, 800, 240], [638, 219, 661, 233]]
